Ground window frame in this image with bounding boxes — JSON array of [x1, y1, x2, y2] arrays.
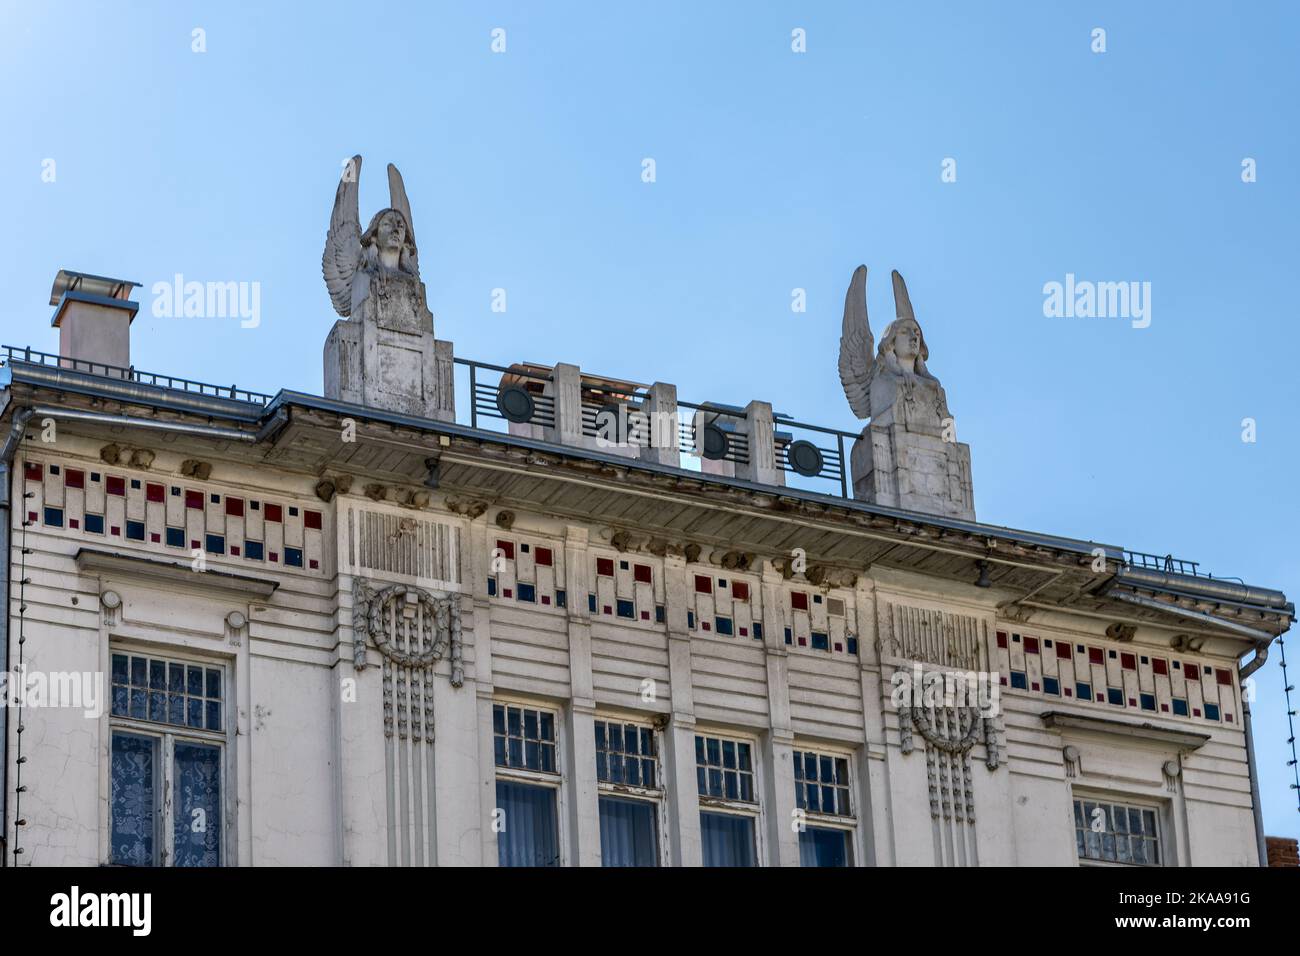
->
[[491, 696, 567, 867], [791, 743, 857, 867], [593, 714, 667, 866], [1070, 790, 1167, 868], [694, 729, 765, 866], [106, 647, 231, 867]]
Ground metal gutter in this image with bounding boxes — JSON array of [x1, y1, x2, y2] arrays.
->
[[1117, 566, 1289, 612]]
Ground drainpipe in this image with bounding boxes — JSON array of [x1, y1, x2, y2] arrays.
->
[[0, 401, 286, 865], [1107, 589, 1274, 867]]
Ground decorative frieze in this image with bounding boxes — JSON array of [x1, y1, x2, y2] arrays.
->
[[877, 601, 986, 670]]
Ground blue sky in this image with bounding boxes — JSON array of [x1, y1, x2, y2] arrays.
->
[[2, 1, 1298, 840]]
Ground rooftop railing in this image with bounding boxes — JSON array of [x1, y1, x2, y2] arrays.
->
[[4, 343, 1210, 575], [3, 345, 273, 405]]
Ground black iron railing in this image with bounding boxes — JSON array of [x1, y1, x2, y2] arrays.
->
[[3, 345, 273, 405], [1122, 550, 1207, 579]]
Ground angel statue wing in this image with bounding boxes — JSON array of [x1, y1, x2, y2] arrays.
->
[[322, 154, 364, 317], [837, 264, 875, 420], [387, 163, 418, 275]]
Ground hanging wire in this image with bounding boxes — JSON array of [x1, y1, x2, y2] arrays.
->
[[1279, 636, 1300, 814], [11, 455, 33, 863]]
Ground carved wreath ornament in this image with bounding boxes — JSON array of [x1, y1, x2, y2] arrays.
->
[[352, 578, 464, 686]]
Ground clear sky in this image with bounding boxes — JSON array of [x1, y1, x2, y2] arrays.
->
[[2, 1, 1298, 840]]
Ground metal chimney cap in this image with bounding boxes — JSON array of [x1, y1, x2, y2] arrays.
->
[[49, 269, 141, 306]]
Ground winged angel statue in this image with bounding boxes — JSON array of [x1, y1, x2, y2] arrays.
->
[[837, 265, 951, 432], [322, 155, 428, 327]]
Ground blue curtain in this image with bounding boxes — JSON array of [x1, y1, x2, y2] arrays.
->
[[496, 780, 560, 866], [799, 826, 851, 867], [110, 732, 156, 866], [599, 796, 658, 866], [700, 811, 756, 866], [172, 742, 222, 866]]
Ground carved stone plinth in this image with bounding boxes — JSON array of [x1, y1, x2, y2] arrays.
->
[[851, 423, 973, 520]]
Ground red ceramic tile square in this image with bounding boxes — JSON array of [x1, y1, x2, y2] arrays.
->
[[231, 546, 241, 556], [1216, 668, 1232, 686], [702, 622, 711, 631], [1031, 682, 1040, 691], [309, 559, 319, 569], [1088, 647, 1104, 665], [185, 490, 203, 510], [740, 627, 749, 637], [304, 509, 321, 529], [834, 643, 843, 652], [732, 581, 750, 601], [1152, 658, 1168, 676], [146, 482, 165, 503], [603, 605, 612, 615], [265, 503, 283, 523], [541, 595, 551, 605], [111, 526, 121, 536], [634, 564, 652, 584], [694, 575, 712, 594], [69, 518, 79, 529], [797, 636, 806, 646], [1056, 641, 1070, 659], [996, 630, 1008, 649], [597, 557, 614, 577], [1025, 636, 1040, 655], [1193, 708, 1201, 717], [1064, 687, 1072, 697], [269, 552, 279, 562], [1001, 676, 1008, 685], [27, 511, 37, 522], [191, 539, 200, 549], [535, 547, 553, 567], [226, 497, 245, 518], [640, 611, 650, 620], [23, 462, 42, 481], [66, 468, 85, 489], [106, 476, 126, 497], [503, 588, 513, 599], [791, 591, 809, 611], [1121, 653, 1136, 670], [150, 533, 160, 543], [1226, 714, 1234, 723], [1128, 698, 1137, 707], [1161, 703, 1169, 712]]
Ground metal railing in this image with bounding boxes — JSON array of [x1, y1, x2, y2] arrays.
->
[[3, 345, 273, 405], [1123, 550, 1206, 578]]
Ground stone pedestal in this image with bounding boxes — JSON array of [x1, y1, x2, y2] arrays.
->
[[324, 275, 454, 421], [851, 423, 974, 520]]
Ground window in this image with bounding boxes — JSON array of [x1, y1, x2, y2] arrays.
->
[[793, 748, 854, 867], [1073, 798, 1162, 866], [696, 733, 758, 866], [493, 702, 561, 867], [595, 718, 660, 866], [109, 651, 226, 866]]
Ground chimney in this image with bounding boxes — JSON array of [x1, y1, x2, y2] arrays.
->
[[49, 269, 140, 375]]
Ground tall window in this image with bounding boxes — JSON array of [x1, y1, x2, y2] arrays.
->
[[1074, 797, 1162, 866], [493, 702, 561, 866], [696, 733, 759, 866], [594, 718, 660, 866], [793, 748, 854, 867], [109, 650, 226, 866]]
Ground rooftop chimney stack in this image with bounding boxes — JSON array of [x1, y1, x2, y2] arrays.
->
[[49, 270, 140, 376]]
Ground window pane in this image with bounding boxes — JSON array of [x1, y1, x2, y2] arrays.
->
[[111, 732, 156, 866], [799, 826, 852, 867], [700, 811, 756, 867], [599, 796, 658, 867], [173, 741, 222, 866], [496, 780, 560, 867], [206, 668, 221, 699]]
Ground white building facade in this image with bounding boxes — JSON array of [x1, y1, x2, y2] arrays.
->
[[1, 266, 1290, 868]]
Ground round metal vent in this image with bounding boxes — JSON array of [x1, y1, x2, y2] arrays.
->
[[786, 439, 824, 477], [701, 423, 729, 461], [496, 384, 536, 424]]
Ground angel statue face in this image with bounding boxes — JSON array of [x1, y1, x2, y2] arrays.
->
[[374, 210, 407, 253], [890, 319, 923, 367]]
